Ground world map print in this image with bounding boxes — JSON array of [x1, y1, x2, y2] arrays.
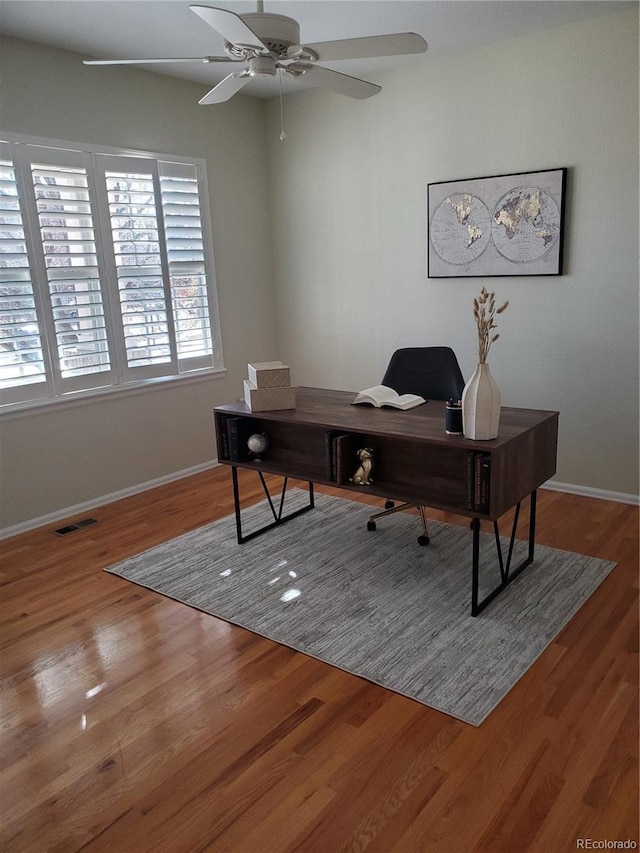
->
[[427, 169, 566, 277], [430, 193, 491, 265], [492, 186, 561, 262]]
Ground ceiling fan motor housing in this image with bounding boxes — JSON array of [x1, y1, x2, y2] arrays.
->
[[240, 13, 301, 54]]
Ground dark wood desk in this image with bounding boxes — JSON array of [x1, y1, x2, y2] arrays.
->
[[214, 387, 559, 615]]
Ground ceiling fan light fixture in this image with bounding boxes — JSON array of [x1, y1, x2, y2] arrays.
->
[[248, 56, 277, 78]]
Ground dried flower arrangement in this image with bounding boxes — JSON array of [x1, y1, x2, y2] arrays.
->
[[473, 287, 509, 364]]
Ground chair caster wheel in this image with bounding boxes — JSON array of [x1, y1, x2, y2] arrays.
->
[[418, 535, 430, 546], [367, 521, 376, 531], [384, 500, 395, 509]]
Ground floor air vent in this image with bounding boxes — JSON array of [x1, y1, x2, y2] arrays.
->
[[54, 518, 98, 536]]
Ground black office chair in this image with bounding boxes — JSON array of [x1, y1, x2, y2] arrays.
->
[[366, 347, 466, 545]]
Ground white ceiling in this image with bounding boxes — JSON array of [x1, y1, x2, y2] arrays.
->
[[0, 1, 634, 99]]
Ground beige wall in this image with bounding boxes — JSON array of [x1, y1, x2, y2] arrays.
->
[[265, 8, 639, 499], [0, 37, 280, 530]]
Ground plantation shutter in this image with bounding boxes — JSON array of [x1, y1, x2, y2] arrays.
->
[[28, 148, 114, 394], [0, 142, 51, 405], [0, 135, 222, 412], [158, 160, 215, 371], [5, 143, 117, 401], [95, 154, 178, 381]]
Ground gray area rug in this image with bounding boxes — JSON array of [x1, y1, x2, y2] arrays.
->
[[105, 490, 616, 725]]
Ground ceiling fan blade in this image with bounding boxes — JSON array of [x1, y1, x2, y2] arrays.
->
[[301, 32, 427, 62], [288, 64, 381, 99], [190, 5, 266, 51], [198, 72, 251, 105], [83, 56, 232, 66]]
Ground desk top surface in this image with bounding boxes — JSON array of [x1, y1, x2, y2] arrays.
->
[[215, 386, 558, 450]]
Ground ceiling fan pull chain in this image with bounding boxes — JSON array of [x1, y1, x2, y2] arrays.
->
[[278, 69, 286, 141]]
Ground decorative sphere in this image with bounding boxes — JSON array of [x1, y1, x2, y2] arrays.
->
[[247, 433, 268, 455]]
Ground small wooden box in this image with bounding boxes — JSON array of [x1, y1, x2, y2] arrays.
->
[[243, 380, 296, 412], [247, 361, 291, 389]]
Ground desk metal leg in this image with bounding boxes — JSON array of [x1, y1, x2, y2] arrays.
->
[[231, 466, 315, 544], [471, 490, 537, 616]]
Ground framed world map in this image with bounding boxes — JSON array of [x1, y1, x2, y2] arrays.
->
[[427, 168, 567, 277]]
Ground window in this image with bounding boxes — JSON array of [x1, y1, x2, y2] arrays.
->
[[0, 135, 222, 410]]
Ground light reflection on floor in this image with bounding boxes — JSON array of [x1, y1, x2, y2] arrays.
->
[[218, 554, 304, 603], [272, 557, 302, 602], [280, 588, 301, 602]]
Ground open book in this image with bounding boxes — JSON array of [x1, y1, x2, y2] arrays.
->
[[351, 384, 426, 410]]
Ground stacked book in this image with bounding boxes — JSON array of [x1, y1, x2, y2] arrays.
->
[[243, 361, 296, 412], [466, 451, 491, 513]]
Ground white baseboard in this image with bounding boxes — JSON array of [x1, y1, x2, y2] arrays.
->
[[0, 459, 221, 541], [2, 466, 637, 541], [542, 479, 639, 506]]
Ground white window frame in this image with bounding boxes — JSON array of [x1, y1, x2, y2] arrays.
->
[[0, 132, 224, 415]]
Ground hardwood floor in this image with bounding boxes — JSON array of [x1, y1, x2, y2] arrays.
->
[[1, 467, 638, 853]]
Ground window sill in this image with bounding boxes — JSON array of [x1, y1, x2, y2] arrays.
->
[[0, 367, 228, 421]]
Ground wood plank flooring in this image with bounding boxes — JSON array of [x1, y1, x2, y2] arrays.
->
[[1, 466, 638, 852]]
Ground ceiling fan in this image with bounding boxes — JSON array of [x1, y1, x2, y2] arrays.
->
[[83, 2, 428, 103]]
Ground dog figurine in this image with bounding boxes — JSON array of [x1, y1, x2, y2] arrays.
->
[[350, 447, 374, 485]]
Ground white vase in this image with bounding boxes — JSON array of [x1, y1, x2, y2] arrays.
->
[[462, 363, 501, 440]]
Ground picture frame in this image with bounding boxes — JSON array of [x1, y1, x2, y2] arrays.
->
[[427, 168, 567, 278]]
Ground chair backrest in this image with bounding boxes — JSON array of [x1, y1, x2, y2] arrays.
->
[[381, 347, 466, 401]]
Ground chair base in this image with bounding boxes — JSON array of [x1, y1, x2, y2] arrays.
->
[[367, 501, 430, 545]]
